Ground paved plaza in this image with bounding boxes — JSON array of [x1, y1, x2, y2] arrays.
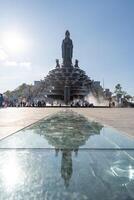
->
[[0, 107, 134, 140], [71, 108, 134, 138]]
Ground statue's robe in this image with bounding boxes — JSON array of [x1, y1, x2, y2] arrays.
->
[[62, 37, 73, 64]]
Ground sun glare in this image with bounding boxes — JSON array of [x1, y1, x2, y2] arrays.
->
[[1, 151, 25, 191], [2, 31, 26, 53]]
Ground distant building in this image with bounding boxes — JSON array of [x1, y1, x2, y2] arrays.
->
[[34, 81, 41, 87]]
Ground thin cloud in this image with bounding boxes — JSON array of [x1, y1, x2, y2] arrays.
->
[[3, 60, 32, 71], [0, 46, 32, 71], [4, 60, 18, 67]]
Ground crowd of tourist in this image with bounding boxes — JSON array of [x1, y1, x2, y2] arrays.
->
[[1, 92, 133, 108], [1, 100, 47, 108], [0, 96, 94, 108]]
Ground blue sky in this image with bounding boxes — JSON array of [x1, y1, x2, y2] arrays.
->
[[0, 0, 134, 95]]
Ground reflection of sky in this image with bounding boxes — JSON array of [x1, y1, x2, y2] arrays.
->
[[128, 165, 134, 181], [111, 165, 134, 182], [0, 0, 134, 94]]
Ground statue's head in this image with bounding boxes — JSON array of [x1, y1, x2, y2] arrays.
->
[[65, 30, 70, 38]]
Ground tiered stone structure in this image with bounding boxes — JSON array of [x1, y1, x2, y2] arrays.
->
[[44, 31, 92, 104]]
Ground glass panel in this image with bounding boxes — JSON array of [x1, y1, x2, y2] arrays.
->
[[0, 149, 134, 200], [0, 110, 134, 199], [0, 111, 134, 149]]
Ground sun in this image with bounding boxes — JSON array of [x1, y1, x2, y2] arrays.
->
[[2, 31, 25, 53]]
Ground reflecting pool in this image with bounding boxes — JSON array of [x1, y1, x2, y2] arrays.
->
[[0, 110, 134, 200]]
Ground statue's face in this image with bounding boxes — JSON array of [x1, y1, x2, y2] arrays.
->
[[65, 31, 70, 38]]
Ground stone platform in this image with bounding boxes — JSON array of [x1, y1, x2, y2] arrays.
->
[[0, 107, 134, 140]]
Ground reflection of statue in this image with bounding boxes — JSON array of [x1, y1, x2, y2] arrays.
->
[[61, 150, 72, 188], [32, 111, 103, 187], [62, 30, 73, 65]]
